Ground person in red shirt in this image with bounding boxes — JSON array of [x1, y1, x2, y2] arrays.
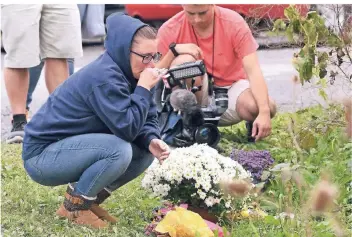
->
[[157, 4, 277, 142]]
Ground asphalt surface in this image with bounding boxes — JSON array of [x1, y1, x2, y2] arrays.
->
[[1, 45, 351, 140]]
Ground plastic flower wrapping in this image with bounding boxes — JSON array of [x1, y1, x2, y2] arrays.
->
[[141, 143, 252, 213], [154, 207, 215, 237]]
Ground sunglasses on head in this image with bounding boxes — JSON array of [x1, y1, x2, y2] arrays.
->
[[130, 50, 162, 64]]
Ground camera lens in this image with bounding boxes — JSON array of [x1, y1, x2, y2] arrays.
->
[[194, 123, 220, 147], [214, 88, 228, 115], [199, 127, 210, 139]]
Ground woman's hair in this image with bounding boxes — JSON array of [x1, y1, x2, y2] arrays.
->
[[131, 25, 157, 48]]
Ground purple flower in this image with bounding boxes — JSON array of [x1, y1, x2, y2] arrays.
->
[[230, 148, 274, 181]]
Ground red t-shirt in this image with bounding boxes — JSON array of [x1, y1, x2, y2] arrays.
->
[[157, 6, 259, 87]]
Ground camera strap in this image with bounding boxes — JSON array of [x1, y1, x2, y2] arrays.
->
[[191, 9, 215, 81]]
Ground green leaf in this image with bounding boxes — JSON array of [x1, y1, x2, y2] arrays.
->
[[286, 24, 294, 42], [319, 68, 327, 79], [264, 215, 281, 226], [292, 19, 301, 34], [319, 88, 328, 101], [308, 46, 316, 64], [327, 33, 343, 47], [292, 55, 305, 72], [318, 53, 329, 76], [303, 21, 317, 45], [300, 58, 314, 82], [318, 52, 329, 64], [307, 11, 320, 21], [317, 78, 327, 87], [284, 5, 300, 21], [307, 11, 329, 40], [298, 48, 305, 58], [317, 28, 330, 42], [273, 19, 286, 32]]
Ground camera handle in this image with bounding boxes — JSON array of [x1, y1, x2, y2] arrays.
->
[[207, 73, 215, 96]]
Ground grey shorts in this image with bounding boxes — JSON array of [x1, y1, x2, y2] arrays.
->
[[1, 4, 83, 68]]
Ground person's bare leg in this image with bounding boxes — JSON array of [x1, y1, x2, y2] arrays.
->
[[236, 89, 276, 142], [4, 68, 30, 143], [236, 89, 276, 121], [4, 68, 29, 115], [44, 58, 69, 93]]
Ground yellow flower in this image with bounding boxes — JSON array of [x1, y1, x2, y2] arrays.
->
[[240, 208, 267, 219], [240, 210, 250, 218]]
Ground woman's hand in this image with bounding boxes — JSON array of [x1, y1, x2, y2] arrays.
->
[[149, 139, 170, 164], [137, 68, 167, 90]]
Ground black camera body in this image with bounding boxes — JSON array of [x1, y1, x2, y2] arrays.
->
[[201, 87, 229, 125], [156, 60, 229, 148]]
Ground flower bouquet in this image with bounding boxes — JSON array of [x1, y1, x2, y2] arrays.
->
[[142, 144, 252, 218]]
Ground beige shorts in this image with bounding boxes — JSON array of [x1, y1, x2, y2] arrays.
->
[[1, 4, 83, 68], [199, 76, 250, 126], [216, 80, 250, 126]]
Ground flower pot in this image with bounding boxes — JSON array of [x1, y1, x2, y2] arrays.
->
[[187, 206, 219, 223]]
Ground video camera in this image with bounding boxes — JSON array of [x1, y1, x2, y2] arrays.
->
[[156, 60, 229, 148]]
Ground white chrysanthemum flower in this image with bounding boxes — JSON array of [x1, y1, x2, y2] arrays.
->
[[214, 198, 221, 204], [205, 196, 216, 207], [197, 189, 207, 200], [141, 143, 252, 210]]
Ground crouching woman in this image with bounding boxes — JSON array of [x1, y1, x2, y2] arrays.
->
[[21, 13, 170, 228]]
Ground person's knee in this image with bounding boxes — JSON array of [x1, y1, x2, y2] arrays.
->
[[236, 89, 278, 121], [44, 58, 67, 64], [246, 99, 259, 117], [103, 136, 133, 169], [170, 54, 196, 68], [110, 139, 133, 162], [236, 91, 259, 120]]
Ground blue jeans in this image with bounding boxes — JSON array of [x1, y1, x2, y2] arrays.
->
[[27, 58, 75, 110], [23, 134, 154, 197]]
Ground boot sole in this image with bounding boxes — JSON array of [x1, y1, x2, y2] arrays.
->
[[90, 205, 117, 224], [56, 208, 73, 220], [56, 207, 108, 228]]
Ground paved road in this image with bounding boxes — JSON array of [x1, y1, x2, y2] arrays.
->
[[1, 45, 351, 140]]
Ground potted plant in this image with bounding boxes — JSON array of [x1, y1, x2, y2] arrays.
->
[[141, 143, 253, 222]]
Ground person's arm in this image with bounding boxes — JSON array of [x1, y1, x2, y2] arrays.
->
[[242, 52, 270, 114], [232, 17, 271, 140], [155, 24, 202, 69], [155, 50, 176, 69], [87, 80, 151, 142], [87, 67, 163, 143], [134, 87, 161, 150]]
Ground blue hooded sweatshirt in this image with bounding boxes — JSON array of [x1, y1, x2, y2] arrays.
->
[[22, 13, 160, 160]]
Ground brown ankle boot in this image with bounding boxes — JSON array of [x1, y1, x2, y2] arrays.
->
[[90, 189, 118, 224], [56, 191, 108, 229], [62, 184, 118, 224], [90, 203, 118, 224]]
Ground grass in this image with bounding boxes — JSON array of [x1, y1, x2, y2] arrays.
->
[[1, 104, 351, 237]]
